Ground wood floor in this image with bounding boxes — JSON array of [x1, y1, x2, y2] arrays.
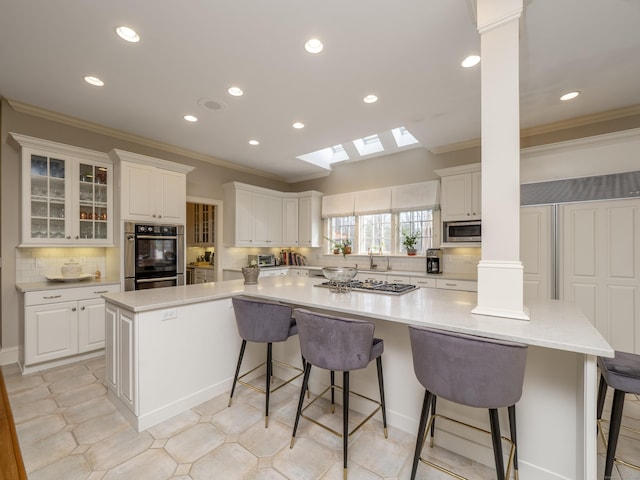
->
[[0, 368, 27, 480]]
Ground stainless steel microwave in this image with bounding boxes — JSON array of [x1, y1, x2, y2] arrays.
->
[[443, 220, 481, 243]]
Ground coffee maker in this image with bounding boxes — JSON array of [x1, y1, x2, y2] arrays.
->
[[426, 248, 442, 274]]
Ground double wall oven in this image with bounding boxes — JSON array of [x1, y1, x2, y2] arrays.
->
[[124, 222, 184, 291]]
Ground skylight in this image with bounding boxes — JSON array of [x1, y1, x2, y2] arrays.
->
[[391, 127, 419, 147], [297, 126, 421, 171]]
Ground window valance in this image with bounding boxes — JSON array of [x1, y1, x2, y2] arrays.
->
[[321, 180, 440, 218]]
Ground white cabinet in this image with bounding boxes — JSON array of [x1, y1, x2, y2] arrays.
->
[[435, 278, 478, 292], [436, 164, 481, 221], [289, 268, 310, 277], [412, 277, 436, 288], [259, 268, 288, 278], [193, 267, 215, 284], [22, 283, 121, 370], [12, 133, 114, 246], [119, 161, 188, 223], [283, 197, 300, 246], [105, 302, 136, 413], [252, 192, 283, 245], [223, 182, 299, 247], [298, 191, 323, 247]]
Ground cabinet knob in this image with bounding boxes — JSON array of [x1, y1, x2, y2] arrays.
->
[[72, 307, 77, 312], [81, 306, 86, 311], [75, 235, 79, 239], [158, 215, 162, 218], [66, 235, 71, 239]]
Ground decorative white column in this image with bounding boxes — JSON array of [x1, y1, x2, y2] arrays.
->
[[471, 0, 529, 320]]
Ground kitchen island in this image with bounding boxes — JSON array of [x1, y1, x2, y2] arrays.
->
[[102, 276, 612, 480]]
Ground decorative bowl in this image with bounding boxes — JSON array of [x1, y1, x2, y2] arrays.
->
[[321, 267, 357, 283]]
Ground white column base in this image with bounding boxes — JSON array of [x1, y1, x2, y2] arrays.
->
[[472, 260, 530, 320]]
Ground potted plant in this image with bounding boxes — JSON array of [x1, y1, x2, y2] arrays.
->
[[342, 239, 352, 255], [401, 229, 420, 256], [241, 259, 260, 284], [325, 237, 344, 255]]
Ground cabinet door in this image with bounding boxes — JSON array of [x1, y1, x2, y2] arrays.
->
[[267, 195, 283, 245], [76, 160, 113, 244], [298, 195, 321, 247], [118, 309, 137, 413], [520, 206, 552, 302], [156, 169, 186, 223], [470, 171, 482, 219], [25, 301, 78, 365], [121, 162, 156, 221], [78, 298, 106, 353], [561, 199, 640, 353], [235, 189, 254, 245], [440, 174, 472, 221], [282, 197, 299, 246], [105, 304, 118, 392]]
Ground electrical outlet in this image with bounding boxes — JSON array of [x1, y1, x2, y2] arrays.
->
[[35, 257, 45, 267], [463, 255, 473, 264], [161, 309, 178, 321]]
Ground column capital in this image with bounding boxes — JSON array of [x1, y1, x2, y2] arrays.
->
[[477, 0, 523, 34]]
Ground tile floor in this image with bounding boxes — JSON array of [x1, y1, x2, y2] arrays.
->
[[2, 357, 639, 479]]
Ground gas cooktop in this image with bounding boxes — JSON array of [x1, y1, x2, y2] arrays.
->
[[315, 280, 419, 295]]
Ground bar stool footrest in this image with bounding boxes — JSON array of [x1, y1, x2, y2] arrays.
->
[[237, 360, 303, 395]]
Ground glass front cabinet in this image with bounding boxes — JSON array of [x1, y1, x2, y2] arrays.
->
[[12, 134, 113, 246]]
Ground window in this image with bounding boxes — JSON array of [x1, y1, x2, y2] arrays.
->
[[327, 216, 356, 248], [398, 210, 434, 253], [359, 213, 391, 253], [325, 209, 435, 255]]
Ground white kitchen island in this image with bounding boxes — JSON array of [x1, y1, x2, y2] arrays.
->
[[102, 276, 612, 480]]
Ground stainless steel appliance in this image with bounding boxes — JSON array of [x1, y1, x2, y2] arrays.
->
[[315, 280, 418, 295], [124, 222, 184, 291], [247, 254, 275, 267], [443, 220, 481, 243], [426, 248, 443, 274]]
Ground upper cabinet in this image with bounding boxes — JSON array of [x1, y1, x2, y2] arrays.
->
[[110, 150, 194, 224], [187, 202, 215, 246], [223, 182, 323, 248], [12, 133, 114, 246], [436, 163, 481, 221], [298, 191, 322, 247]]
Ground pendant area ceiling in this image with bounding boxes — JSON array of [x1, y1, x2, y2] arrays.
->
[[1, 0, 639, 182]]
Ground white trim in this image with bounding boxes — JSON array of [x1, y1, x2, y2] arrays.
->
[[0, 346, 19, 366]]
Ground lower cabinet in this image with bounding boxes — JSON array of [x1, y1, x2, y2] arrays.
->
[[23, 283, 121, 370], [193, 267, 215, 284], [435, 278, 478, 292]]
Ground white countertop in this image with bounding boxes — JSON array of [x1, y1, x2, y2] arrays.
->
[[102, 276, 612, 357], [16, 277, 121, 293]]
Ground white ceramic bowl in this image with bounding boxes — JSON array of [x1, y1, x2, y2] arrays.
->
[[321, 267, 357, 283], [61, 261, 81, 278]]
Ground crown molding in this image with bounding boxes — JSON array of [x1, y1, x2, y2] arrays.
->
[[6, 98, 287, 183], [429, 103, 640, 155]]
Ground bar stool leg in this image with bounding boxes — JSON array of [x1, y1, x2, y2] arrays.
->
[[597, 374, 608, 428], [265, 343, 273, 427], [429, 396, 437, 447], [411, 390, 433, 480], [343, 371, 350, 480], [228, 340, 247, 407], [605, 389, 626, 479], [489, 408, 506, 480], [291, 363, 312, 448], [331, 370, 336, 413], [508, 405, 519, 479], [376, 356, 388, 437]]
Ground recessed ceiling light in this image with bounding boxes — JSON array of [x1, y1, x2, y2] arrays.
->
[[249, 140, 260, 146], [228, 86, 243, 97], [293, 122, 305, 129], [304, 38, 323, 54], [115, 26, 140, 43], [84, 75, 104, 87], [184, 115, 198, 122], [363, 94, 378, 104], [560, 91, 580, 101], [461, 55, 481, 68]]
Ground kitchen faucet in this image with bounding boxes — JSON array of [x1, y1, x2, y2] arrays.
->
[[369, 252, 377, 270]]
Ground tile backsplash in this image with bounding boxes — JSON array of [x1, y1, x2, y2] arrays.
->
[[16, 247, 107, 283]]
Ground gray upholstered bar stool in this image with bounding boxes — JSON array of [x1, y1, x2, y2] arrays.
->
[[596, 351, 640, 479], [228, 295, 303, 427], [408, 325, 528, 480], [290, 308, 388, 479]]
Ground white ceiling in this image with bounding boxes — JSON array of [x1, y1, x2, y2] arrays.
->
[[1, 0, 639, 182]]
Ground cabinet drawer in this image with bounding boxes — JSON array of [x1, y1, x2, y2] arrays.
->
[[411, 277, 436, 288], [25, 284, 120, 306], [357, 272, 387, 282], [387, 275, 412, 285], [435, 279, 478, 292]]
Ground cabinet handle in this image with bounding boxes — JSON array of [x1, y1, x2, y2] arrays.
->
[[72, 307, 77, 312], [444, 283, 457, 287], [93, 290, 109, 294], [43, 294, 62, 299]]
